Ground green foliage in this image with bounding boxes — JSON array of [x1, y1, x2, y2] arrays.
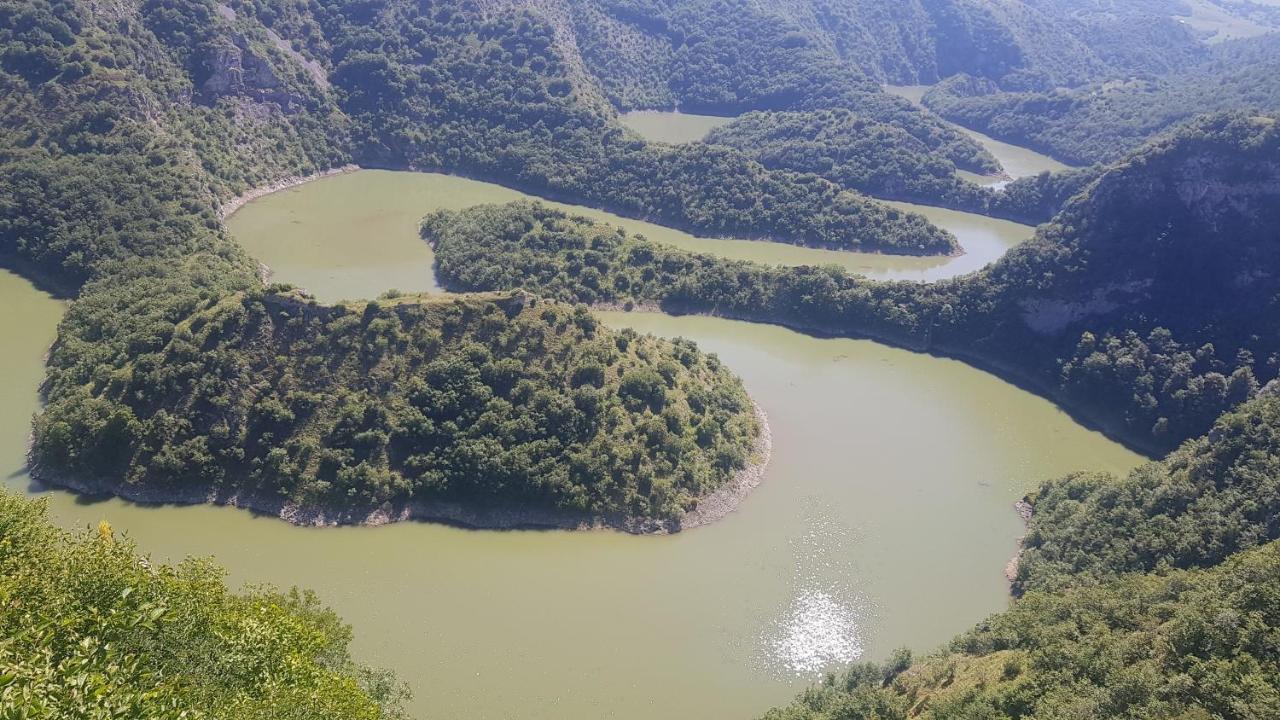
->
[[705, 108, 1105, 223], [34, 291, 758, 520], [0, 491, 407, 718], [5, 2, 1280, 717], [704, 108, 996, 199], [1016, 393, 1280, 594], [924, 34, 1280, 164]]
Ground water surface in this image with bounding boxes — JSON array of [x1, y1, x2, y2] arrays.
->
[[230, 197, 1139, 717], [230, 170, 1031, 295], [620, 110, 734, 143]]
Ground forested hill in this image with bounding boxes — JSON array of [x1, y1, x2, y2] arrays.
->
[[939, 113, 1280, 448], [425, 114, 1280, 453], [511, 0, 1216, 109], [923, 32, 1280, 165], [33, 290, 760, 526]]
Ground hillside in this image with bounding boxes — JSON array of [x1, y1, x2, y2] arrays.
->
[[923, 33, 1280, 164], [517, 0, 1213, 107]]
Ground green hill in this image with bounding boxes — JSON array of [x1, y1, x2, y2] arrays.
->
[[923, 34, 1280, 164], [33, 290, 759, 526]]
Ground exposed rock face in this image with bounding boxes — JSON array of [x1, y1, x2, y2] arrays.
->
[[200, 37, 300, 109], [1019, 280, 1151, 336], [1005, 116, 1280, 345]]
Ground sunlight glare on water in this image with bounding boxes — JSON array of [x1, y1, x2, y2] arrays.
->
[[768, 588, 867, 676], [761, 504, 870, 677]]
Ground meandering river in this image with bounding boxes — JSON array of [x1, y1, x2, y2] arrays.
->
[[0, 167, 1146, 719], [229, 170, 1032, 299]]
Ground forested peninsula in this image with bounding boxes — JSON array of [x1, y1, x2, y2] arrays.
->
[[34, 290, 764, 530]]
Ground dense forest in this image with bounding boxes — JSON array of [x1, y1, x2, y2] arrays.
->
[[425, 113, 1279, 453], [540, 0, 1219, 106], [923, 33, 1280, 164], [35, 290, 758, 523], [0, 491, 408, 717], [704, 108, 1000, 206]]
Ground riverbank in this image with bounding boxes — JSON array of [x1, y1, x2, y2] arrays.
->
[[29, 402, 771, 534], [219, 164, 361, 220], [1003, 499, 1035, 584]]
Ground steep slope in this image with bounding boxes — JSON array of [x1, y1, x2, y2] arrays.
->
[[924, 33, 1280, 164]]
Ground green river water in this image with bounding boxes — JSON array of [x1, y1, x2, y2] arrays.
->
[[4, 169, 1144, 720], [228, 169, 1033, 299], [620, 110, 734, 144]]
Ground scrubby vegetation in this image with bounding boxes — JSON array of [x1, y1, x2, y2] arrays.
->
[[0, 490, 408, 717], [6, 0, 1280, 716], [35, 290, 757, 521]]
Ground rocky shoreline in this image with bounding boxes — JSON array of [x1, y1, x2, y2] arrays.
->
[[1003, 498, 1035, 584], [30, 402, 772, 535], [219, 164, 360, 220]]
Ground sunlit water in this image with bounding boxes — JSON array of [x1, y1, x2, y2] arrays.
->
[[1, 235, 1144, 719]]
